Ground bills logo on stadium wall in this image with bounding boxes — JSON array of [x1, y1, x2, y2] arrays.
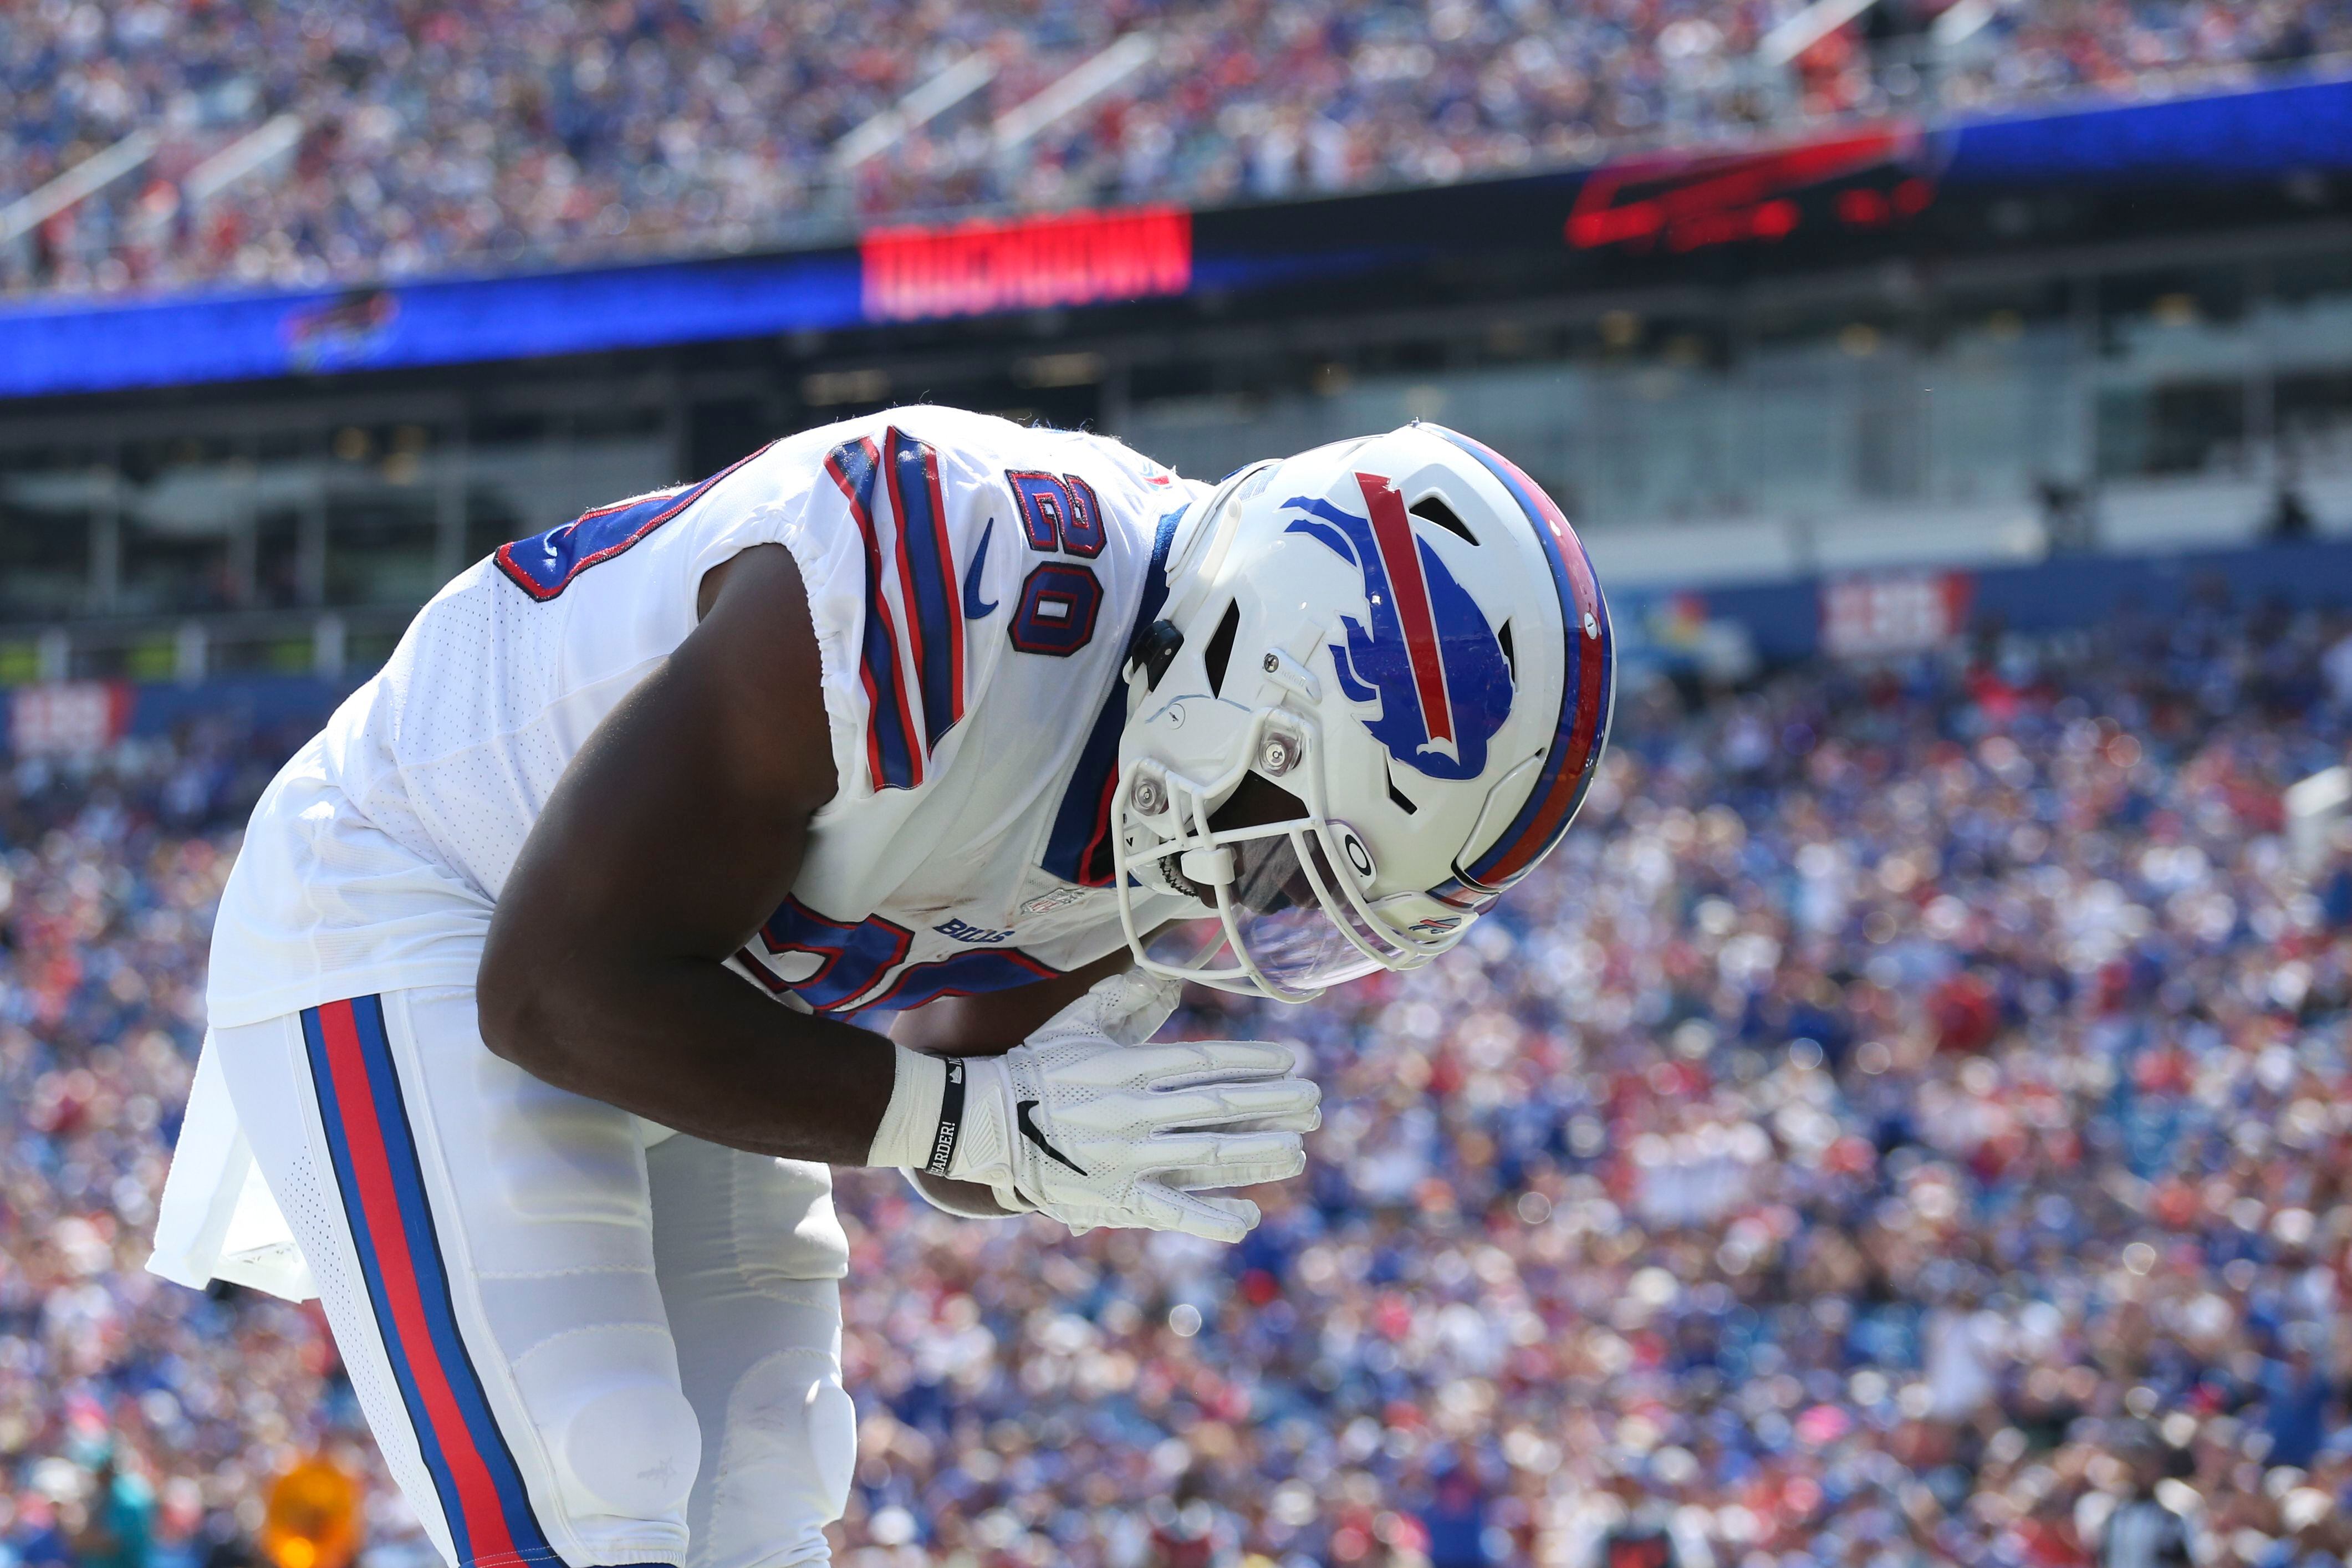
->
[[282, 287, 400, 371], [1284, 474, 1513, 782]]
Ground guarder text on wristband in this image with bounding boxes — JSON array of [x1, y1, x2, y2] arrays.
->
[[925, 1058, 966, 1177]]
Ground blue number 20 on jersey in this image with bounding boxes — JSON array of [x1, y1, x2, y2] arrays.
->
[[1004, 469, 1104, 657]]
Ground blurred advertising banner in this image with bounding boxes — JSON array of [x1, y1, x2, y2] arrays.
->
[[861, 206, 1192, 322], [1819, 571, 1975, 658], [8, 681, 135, 757]]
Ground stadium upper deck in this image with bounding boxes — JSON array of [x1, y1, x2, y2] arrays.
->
[[3, 0, 2348, 299]]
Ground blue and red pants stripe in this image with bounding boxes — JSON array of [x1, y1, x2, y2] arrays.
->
[[301, 996, 555, 1567]]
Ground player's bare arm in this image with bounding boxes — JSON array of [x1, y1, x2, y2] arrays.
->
[[479, 534, 1133, 1168], [477, 538, 1317, 1239], [891, 947, 1133, 1056], [477, 544, 889, 1162]]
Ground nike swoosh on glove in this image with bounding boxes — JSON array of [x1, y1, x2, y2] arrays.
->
[[945, 970, 1186, 1217], [1026, 971, 1318, 1205], [942, 983, 1320, 1243]]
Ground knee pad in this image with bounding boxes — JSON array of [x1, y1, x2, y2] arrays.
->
[[552, 1372, 703, 1520], [730, 1348, 854, 1524], [693, 1347, 855, 1568], [802, 1371, 858, 1524], [512, 1324, 701, 1523]]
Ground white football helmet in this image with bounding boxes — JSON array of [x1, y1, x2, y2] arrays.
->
[[1113, 422, 1616, 1002]]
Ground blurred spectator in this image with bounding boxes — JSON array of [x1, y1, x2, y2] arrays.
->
[[73, 1453, 152, 1568], [2089, 1441, 2196, 1568], [1580, 1464, 1699, 1568], [1416, 1444, 1494, 1568]]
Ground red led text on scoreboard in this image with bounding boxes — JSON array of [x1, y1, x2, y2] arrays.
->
[[1565, 124, 1933, 254], [860, 206, 1192, 323]]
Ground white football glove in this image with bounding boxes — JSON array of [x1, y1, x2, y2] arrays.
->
[[1048, 968, 1185, 1047], [872, 974, 1319, 1243], [1022, 971, 1318, 1202], [945, 1034, 1315, 1243]]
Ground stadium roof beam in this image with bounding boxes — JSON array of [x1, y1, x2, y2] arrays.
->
[[1930, 0, 1998, 48], [185, 114, 305, 207], [993, 33, 1156, 155], [831, 55, 1000, 171], [0, 129, 159, 246], [1757, 0, 1882, 67]]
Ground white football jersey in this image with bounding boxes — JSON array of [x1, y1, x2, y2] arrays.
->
[[205, 406, 1211, 1029]]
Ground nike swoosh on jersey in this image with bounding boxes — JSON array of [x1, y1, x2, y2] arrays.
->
[[1015, 1099, 1086, 1174], [963, 518, 1000, 618]]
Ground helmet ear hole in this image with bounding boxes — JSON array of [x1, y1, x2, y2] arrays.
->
[[1385, 759, 1419, 816], [1410, 493, 1477, 545], [1202, 600, 1241, 697]]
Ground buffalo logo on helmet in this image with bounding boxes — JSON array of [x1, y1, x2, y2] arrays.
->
[[1283, 473, 1514, 782]]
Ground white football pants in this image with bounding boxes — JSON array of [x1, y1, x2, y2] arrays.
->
[[211, 988, 856, 1568]]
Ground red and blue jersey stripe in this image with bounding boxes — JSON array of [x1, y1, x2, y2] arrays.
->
[[829, 429, 974, 791], [741, 896, 914, 1014], [856, 944, 1062, 1013], [738, 897, 1061, 1014], [301, 997, 553, 1568], [882, 428, 967, 750], [1041, 505, 1182, 886], [826, 437, 925, 793], [494, 446, 769, 602], [1427, 426, 1616, 893]]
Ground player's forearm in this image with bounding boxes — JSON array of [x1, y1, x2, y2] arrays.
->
[[477, 949, 895, 1164], [889, 947, 1136, 1056]]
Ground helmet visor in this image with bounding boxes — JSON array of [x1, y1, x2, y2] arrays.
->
[[1144, 909, 1388, 994], [1143, 822, 1411, 994]]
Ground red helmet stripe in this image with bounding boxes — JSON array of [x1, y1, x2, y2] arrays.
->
[[1355, 471, 1456, 748], [1430, 428, 1615, 891], [1487, 446, 1606, 883]]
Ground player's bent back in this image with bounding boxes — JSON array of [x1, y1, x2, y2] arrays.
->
[[208, 405, 1205, 1031]]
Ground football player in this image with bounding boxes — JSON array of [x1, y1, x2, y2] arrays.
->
[[149, 408, 1614, 1567]]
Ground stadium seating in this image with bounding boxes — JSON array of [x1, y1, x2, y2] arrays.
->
[[2, 0, 2345, 297], [4, 596, 2350, 1566]]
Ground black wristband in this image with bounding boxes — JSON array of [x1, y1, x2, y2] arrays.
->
[[925, 1058, 966, 1177]]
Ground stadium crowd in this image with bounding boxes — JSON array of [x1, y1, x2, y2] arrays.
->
[[0, 582, 2349, 1568], [3, 0, 2349, 297]]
